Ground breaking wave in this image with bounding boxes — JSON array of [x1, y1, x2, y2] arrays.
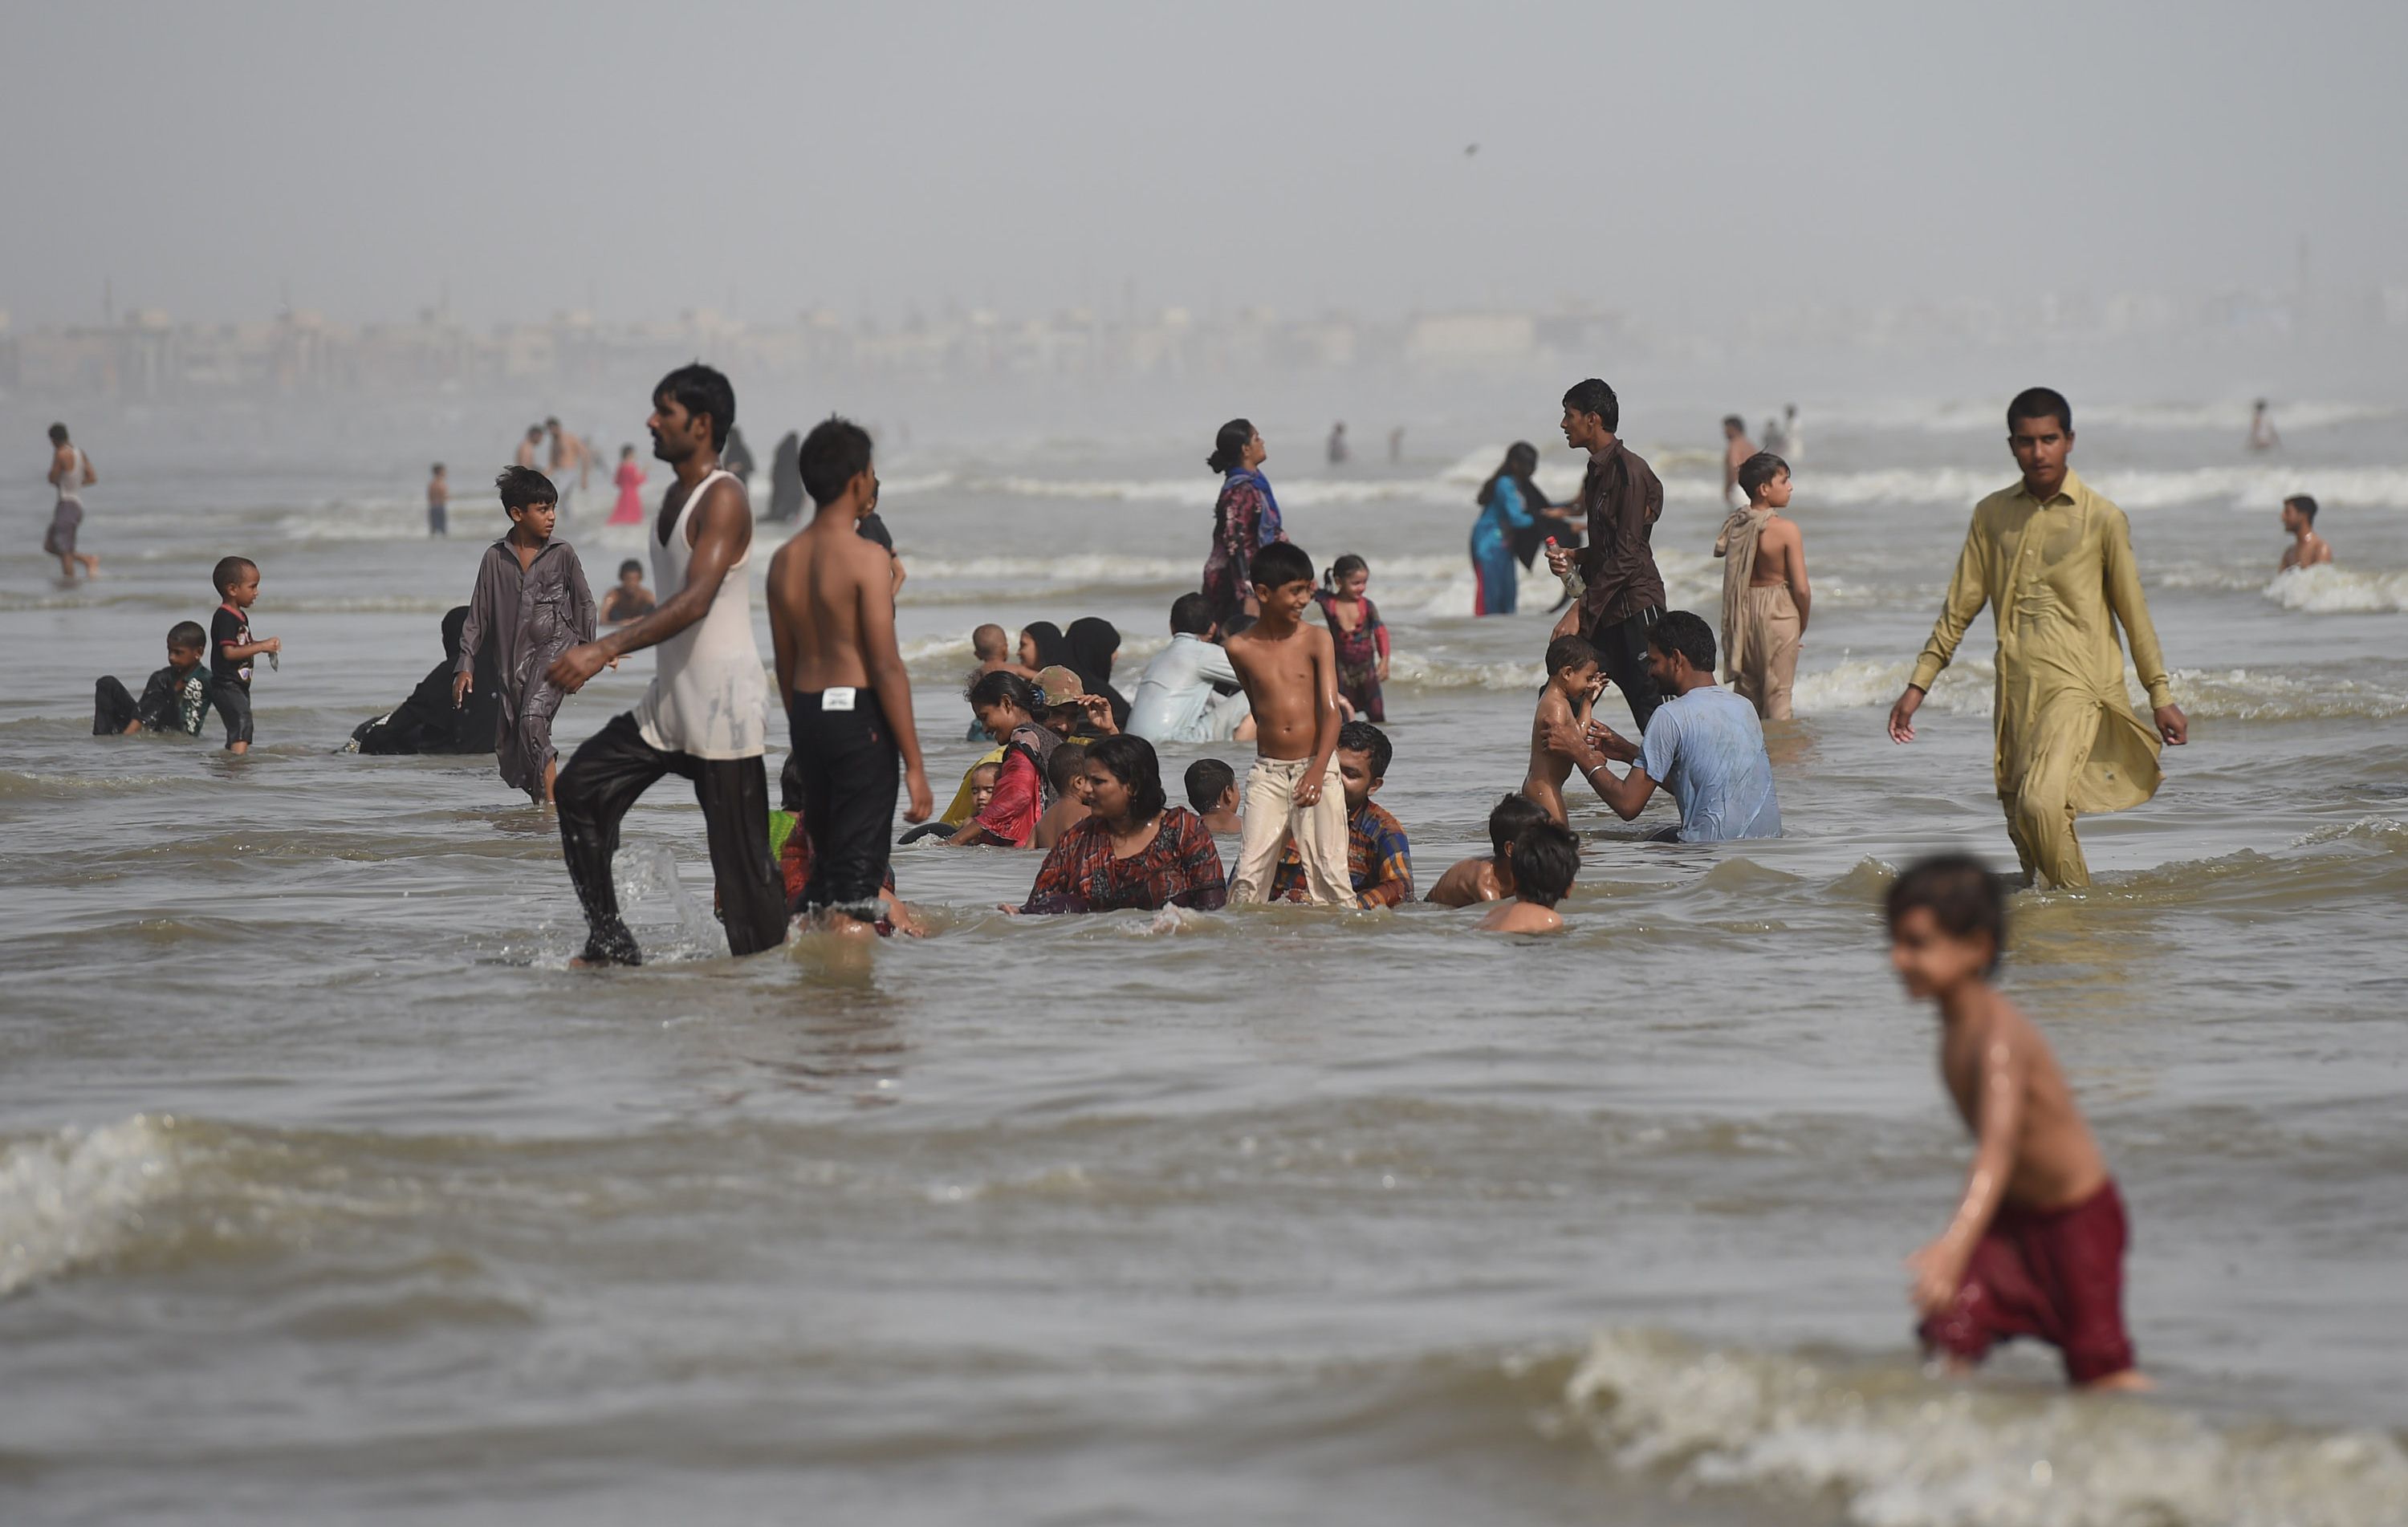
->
[[2263, 564, 2408, 615]]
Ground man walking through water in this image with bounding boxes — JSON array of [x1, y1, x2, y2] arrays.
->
[[544, 364, 784, 965], [1547, 378, 1668, 729], [1887, 388, 2187, 889]]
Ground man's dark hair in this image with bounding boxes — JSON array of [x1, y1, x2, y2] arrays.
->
[[1885, 853, 2008, 974], [1646, 609, 1716, 674], [1544, 633, 1597, 676], [654, 363, 736, 450], [1251, 540, 1315, 591], [167, 619, 207, 651], [1169, 591, 1215, 636], [2284, 493, 2318, 524], [799, 415, 874, 506], [1206, 417, 1255, 474], [48, 423, 70, 445], [1737, 452, 1789, 502], [495, 465, 558, 513], [1185, 757, 1236, 813], [2006, 387, 2072, 433], [967, 669, 1038, 714], [432, 461, 445, 474], [1084, 734, 1167, 821], [1487, 791, 1552, 859], [1046, 737, 1089, 795], [1337, 719, 1392, 779], [1561, 379, 1619, 432], [1510, 821, 1580, 907], [1722, 414, 1746, 433], [210, 555, 256, 595], [619, 558, 644, 579]]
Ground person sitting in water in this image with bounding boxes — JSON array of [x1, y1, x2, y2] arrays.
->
[[1184, 757, 1242, 834], [2278, 493, 2332, 571], [775, 754, 924, 936], [1426, 791, 1555, 908], [351, 606, 503, 755], [1128, 592, 1255, 745], [1033, 664, 1119, 742], [1544, 610, 1782, 843], [95, 621, 212, 738], [1270, 720, 1413, 908], [1035, 740, 1092, 850], [1066, 616, 1134, 730], [1476, 819, 1580, 933], [1018, 735, 1228, 914], [946, 671, 1061, 847], [600, 559, 656, 623]]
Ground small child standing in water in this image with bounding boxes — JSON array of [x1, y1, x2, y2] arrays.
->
[[1314, 553, 1389, 722], [1887, 855, 2147, 1391], [1523, 634, 1602, 825], [209, 555, 278, 754], [427, 463, 449, 537], [1476, 819, 1579, 932], [454, 468, 596, 805]]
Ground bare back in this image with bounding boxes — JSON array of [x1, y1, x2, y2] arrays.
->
[[1225, 619, 1335, 761], [769, 513, 889, 694], [1751, 514, 1802, 588], [1521, 683, 1590, 824], [1426, 855, 1504, 908], [1939, 992, 2109, 1210]]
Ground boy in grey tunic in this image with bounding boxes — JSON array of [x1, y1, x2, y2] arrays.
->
[[455, 468, 597, 803]]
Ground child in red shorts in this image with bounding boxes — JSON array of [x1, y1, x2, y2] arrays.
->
[[1886, 855, 2149, 1391]]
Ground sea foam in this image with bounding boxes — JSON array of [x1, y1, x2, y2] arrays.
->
[[0, 1115, 185, 1298]]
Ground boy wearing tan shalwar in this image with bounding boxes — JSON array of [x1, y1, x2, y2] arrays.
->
[[1716, 452, 1810, 721]]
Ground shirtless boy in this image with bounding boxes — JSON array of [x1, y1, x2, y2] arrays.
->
[[767, 415, 933, 932], [2278, 494, 2332, 571], [1523, 634, 1602, 824], [1184, 758, 1243, 835], [1223, 541, 1348, 904], [1718, 452, 1811, 721], [1427, 791, 1552, 907], [1719, 414, 1755, 509], [1887, 855, 2147, 1391], [1476, 819, 1579, 934], [1035, 743, 1092, 850]]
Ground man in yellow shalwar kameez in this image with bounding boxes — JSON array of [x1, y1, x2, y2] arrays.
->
[[1887, 388, 2188, 888]]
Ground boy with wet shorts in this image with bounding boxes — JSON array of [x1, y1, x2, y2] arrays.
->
[[1223, 542, 1348, 904], [209, 556, 279, 754]]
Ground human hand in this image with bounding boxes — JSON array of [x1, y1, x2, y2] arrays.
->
[[1544, 543, 1571, 577], [452, 671, 473, 708], [547, 642, 610, 693], [1542, 713, 1593, 760], [1887, 686, 1925, 744], [1077, 693, 1118, 734], [1906, 1236, 1968, 1317], [2154, 704, 2188, 746], [903, 767, 933, 823], [262, 636, 283, 656], [1294, 774, 1324, 808], [1376, 658, 1389, 682]]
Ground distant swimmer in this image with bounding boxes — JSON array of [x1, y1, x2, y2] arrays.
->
[[1475, 819, 1578, 934], [2278, 493, 2332, 571], [765, 416, 934, 934], [1715, 452, 1811, 721], [1327, 420, 1349, 466], [427, 462, 449, 537], [1719, 414, 1755, 510], [1887, 388, 2186, 890], [2249, 398, 2280, 452], [1426, 791, 1552, 908], [1522, 634, 1602, 825], [1886, 855, 2148, 1391], [43, 423, 100, 580], [1781, 404, 1803, 463], [545, 365, 785, 965], [545, 417, 593, 518], [516, 424, 543, 469], [1388, 425, 1404, 464]]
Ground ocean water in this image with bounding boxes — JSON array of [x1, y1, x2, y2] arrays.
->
[[3, 400, 2406, 1525]]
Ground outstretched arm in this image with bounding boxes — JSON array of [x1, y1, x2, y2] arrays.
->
[[547, 477, 751, 691], [1544, 713, 1652, 818], [1910, 1033, 2026, 1315]]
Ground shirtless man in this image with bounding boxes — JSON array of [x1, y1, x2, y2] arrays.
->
[[2248, 399, 2280, 452], [2278, 494, 2332, 571], [43, 423, 100, 579], [544, 365, 785, 966], [546, 417, 592, 518], [766, 416, 932, 933], [515, 425, 543, 469], [1720, 414, 1755, 510], [1523, 634, 1602, 824], [1223, 541, 1348, 904]]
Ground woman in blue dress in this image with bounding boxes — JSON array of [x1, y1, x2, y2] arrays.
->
[[1470, 441, 1553, 615]]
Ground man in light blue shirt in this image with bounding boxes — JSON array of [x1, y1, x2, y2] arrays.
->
[[1127, 593, 1255, 745], [1545, 610, 1781, 842]]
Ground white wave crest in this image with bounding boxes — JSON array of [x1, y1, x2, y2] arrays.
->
[[0, 1115, 185, 1298], [2264, 564, 2408, 614]]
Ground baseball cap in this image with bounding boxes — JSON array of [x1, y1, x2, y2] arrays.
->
[[1034, 666, 1086, 709]]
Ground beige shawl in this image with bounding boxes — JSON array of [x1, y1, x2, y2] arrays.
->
[[1714, 508, 1770, 683]]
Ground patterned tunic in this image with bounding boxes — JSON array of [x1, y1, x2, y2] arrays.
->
[[1021, 806, 1228, 914], [1272, 799, 1413, 908], [1201, 470, 1285, 624], [1314, 591, 1386, 721]]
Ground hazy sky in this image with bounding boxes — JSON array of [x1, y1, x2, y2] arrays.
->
[[6, 0, 2402, 330]]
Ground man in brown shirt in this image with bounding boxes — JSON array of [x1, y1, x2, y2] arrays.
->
[[1548, 378, 1669, 729]]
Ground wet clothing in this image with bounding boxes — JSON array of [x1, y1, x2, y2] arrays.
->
[[95, 665, 209, 737], [1471, 476, 1538, 615], [1716, 510, 1801, 721], [788, 686, 899, 920], [353, 607, 502, 755], [46, 448, 86, 557], [1230, 754, 1349, 906], [459, 537, 597, 801], [428, 483, 448, 537], [210, 602, 256, 748], [1128, 634, 1251, 744], [1313, 591, 1386, 722], [1065, 617, 1133, 729], [1637, 684, 1782, 843], [767, 432, 805, 523], [1021, 807, 1227, 914], [1591, 607, 1666, 733], [609, 460, 646, 526], [599, 587, 655, 623], [1919, 1179, 2135, 1386], [1201, 468, 1286, 627], [971, 722, 1060, 847], [555, 713, 785, 965], [630, 469, 768, 759], [1271, 798, 1413, 908], [1909, 469, 2171, 889], [1572, 441, 1667, 634]]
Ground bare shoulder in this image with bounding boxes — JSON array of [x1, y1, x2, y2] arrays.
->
[[1764, 515, 1803, 548]]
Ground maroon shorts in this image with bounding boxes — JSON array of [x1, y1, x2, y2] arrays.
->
[[1918, 1177, 2135, 1385]]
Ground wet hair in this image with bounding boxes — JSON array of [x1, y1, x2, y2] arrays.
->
[[1510, 821, 1580, 908], [972, 623, 1010, 660], [967, 669, 1038, 716], [166, 619, 207, 651], [1544, 633, 1598, 675], [48, 423, 70, 445], [1047, 738, 1090, 795], [1251, 541, 1315, 591], [2007, 387, 2072, 434], [1186, 757, 1237, 813], [2284, 493, 2318, 524], [496, 465, 558, 512], [431, 462, 445, 474], [1321, 553, 1369, 592], [1487, 792, 1553, 859], [799, 415, 874, 506], [618, 558, 644, 579], [653, 362, 736, 450], [210, 556, 257, 595], [1169, 591, 1215, 636], [1562, 379, 1619, 431], [1336, 718, 1392, 780], [1738, 452, 1789, 502], [1207, 417, 1255, 474], [1886, 853, 2007, 975], [1084, 734, 1166, 821], [1722, 414, 1747, 433], [1646, 609, 1717, 674]]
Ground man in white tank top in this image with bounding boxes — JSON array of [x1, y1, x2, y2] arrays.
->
[[45, 422, 100, 580], [542, 365, 784, 965]]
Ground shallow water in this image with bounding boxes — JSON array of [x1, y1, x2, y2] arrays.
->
[[3, 401, 2406, 1525]]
